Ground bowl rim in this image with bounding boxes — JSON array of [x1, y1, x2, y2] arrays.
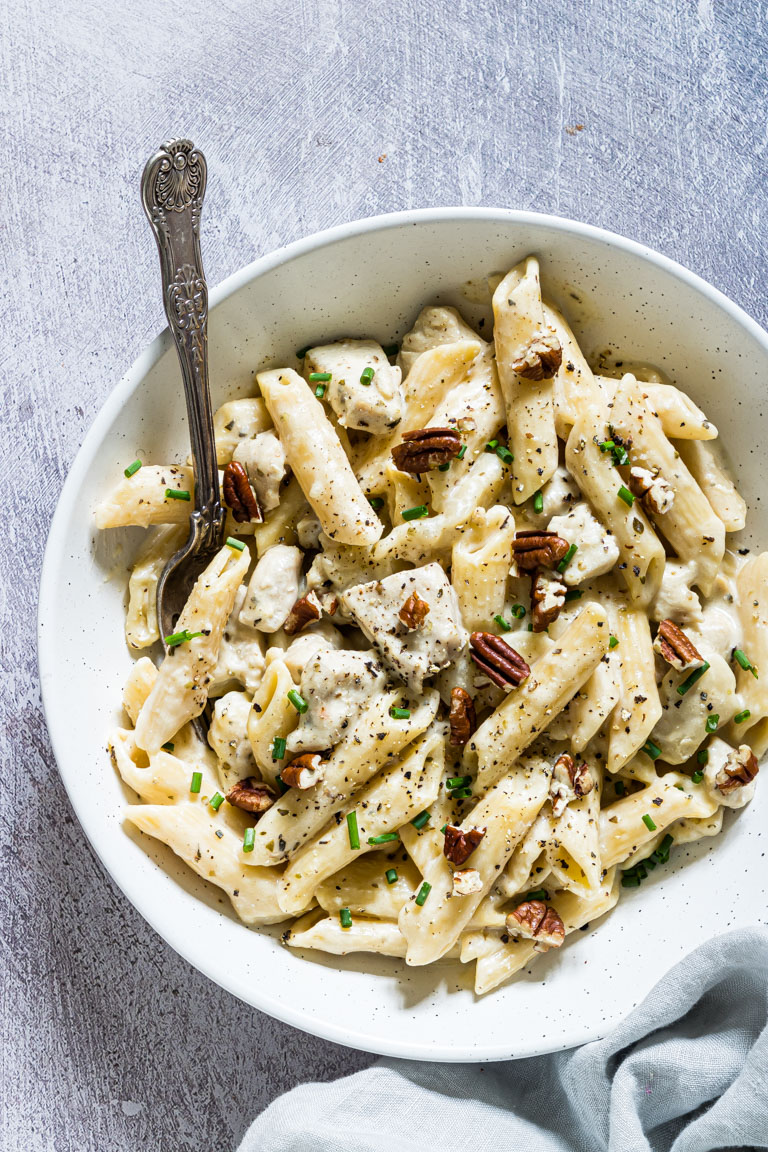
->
[[38, 206, 768, 1061]]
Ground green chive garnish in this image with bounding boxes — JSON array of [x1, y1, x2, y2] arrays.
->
[[564, 589, 584, 602], [496, 445, 514, 464], [697, 748, 709, 765], [272, 736, 286, 761], [346, 811, 360, 850], [287, 689, 308, 713], [385, 868, 398, 885], [622, 874, 641, 888], [368, 832, 400, 845], [161, 742, 175, 752], [457, 444, 467, 460], [609, 635, 619, 649], [706, 714, 719, 733], [450, 787, 473, 800], [617, 486, 635, 507], [447, 776, 472, 789], [642, 740, 662, 761], [165, 488, 191, 501], [733, 648, 759, 678], [383, 343, 399, 357], [124, 459, 142, 478], [190, 771, 202, 794], [485, 439, 499, 452], [390, 706, 411, 719], [533, 490, 544, 514], [511, 604, 526, 619], [557, 543, 578, 573], [438, 462, 451, 471], [524, 888, 548, 901], [314, 383, 326, 398], [599, 439, 616, 453], [215, 829, 224, 839], [401, 504, 429, 521], [677, 662, 710, 696], [494, 614, 511, 632], [368, 496, 385, 510], [164, 629, 202, 648], [440, 824, 448, 834], [339, 907, 352, 928], [615, 780, 626, 796], [360, 366, 375, 385], [309, 371, 332, 382], [243, 827, 255, 852], [411, 810, 431, 830], [642, 813, 657, 831], [691, 769, 704, 784], [226, 536, 245, 551], [209, 792, 224, 812], [276, 774, 290, 795], [415, 882, 432, 906], [735, 709, 751, 724]]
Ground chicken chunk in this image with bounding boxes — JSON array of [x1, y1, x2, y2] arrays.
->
[[285, 648, 387, 754], [208, 585, 265, 695], [340, 562, 467, 692], [304, 339, 403, 434], [239, 544, 302, 632], [233, 430, 287, 514], [398, 306, 482, 375], [547, 502, 619, 586], [650, 653, 736, 764]]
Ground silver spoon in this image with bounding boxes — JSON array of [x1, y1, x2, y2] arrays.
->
[[141, 138, 226, 737]]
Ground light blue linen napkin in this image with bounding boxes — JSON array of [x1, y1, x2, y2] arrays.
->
[[239, 928, 768, 1151]]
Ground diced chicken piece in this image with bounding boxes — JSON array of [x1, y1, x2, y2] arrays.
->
[[285, 649, 387, 754], [547, 503, 619, 586], [650, 560, 703, 626], [209, 690, 258, 783], [340, 562, 467, 692], [268, 621, 346, 682], [209, 585, 265, 695], [233, 430, 287, 514], [304, 339, 403, 434], [212, 397, 271, 465], [529, 465, 580, 523], [704, 737, 759, 809], [398, 306, 482, 375], [650, 653, 737, 764], [239, 545, 302, 632]]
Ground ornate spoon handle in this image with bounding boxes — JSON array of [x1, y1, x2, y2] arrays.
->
[[140, 139, 224, 550]]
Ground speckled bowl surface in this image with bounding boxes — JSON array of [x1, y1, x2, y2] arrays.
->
[[39, 208, 768, 1061]]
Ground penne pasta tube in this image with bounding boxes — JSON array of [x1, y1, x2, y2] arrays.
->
[[599, 773, 718, 868], [123, 656, 158, 725], [675, 439, 746, 533], [566, 645, 622, 753], [546, 767, 602, 894], [595, 377, 717, 441], [252, 476, 309, 556], [451, 505, 516, 631], [315, 855, 423, 920], [212, 396, 272, 465], [95, 465, 194, 529], [246, 659, 298, 787], [493, 807, 554, 899], [283, 914, 464, 960], [544, 302, 602, 437], [727, 552, 768, 744], [606, 606, 662, 773], [125, 524, 187, 649]]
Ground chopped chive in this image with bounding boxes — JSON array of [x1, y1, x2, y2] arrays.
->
[[314, 383, 326, 398], [360, 366, 375, 385], [524, 888, 548, 901], [309, 371, 332, 382], [642, 813, 657, 831], [564, 589, 584, 602], [691, 770, 704, 784], [164, 629, 202, 648], [644, 855, 657, 870], [614, 780, 626, 796], [494, 614, 511, 632], [287, 689, 308, 714], [401, 504, 429, 521], [447, 776, 472, 789], [733, 648, 759, 678], [599, 439, 616, 453], [677, 661, 710, 696], [339, 907, 352, 929], [496, 445, 514, 464], [642, 739, 662, 761], [276, 774, 290, 795], [161, 742, 175, 752], [124, 459, 142, 478], [368, 496, 385, 510], [735, 709, 751, 724], [440, 824, 447, 834], [609, 635, 619, 649], [415, 882, 432, 906], [528, 623, 533, 631], [635, 862, 648, 880], [383, 343, 399, 357], [617, 485, 635, 507], [456, 444, 467, 460], [209, 792, 224, 812], [438, 461, 451, 471], [659, 834, 674, 852], [190, 771, 202, 794], [533, 490, 544, 514], [411, 810, 431, 830], [385, 868, 398, 884], [484, 439, 499, 452], [511, 604, 526, 619], [215, 829, 224, 839], [346, 810, 360, 850], [368, 832, 400, 845], [557, 543, 578, 573], [272, 736, 286, 761], [226, 536, 245, 551], [450, 787, 473, 800], [705, 714, 720, 733], [697, 748, 709, 766], [243, 827, 255, 852], [165, 488, 191, 501], [390, 706, 411, 720], [622, 874, 641, 888]]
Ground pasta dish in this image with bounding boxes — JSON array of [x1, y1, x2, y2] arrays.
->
[[95, 256, 763, 995]]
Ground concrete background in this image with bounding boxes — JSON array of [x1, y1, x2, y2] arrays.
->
[[3, 0, 767, 1148]]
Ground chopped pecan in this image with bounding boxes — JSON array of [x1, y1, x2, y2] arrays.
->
[[550, 753, 594, 818], [281, 753, 326, 790], [506, 899, 565, 950], [449, 686, 476, 746], [391, 427, 462, 473], [452, 868, 483, 896], [443, 824, 486, 866], [531, 569, 567, 632], [225, 777, 275, 814], [716, 745, 759, 794], [223, 460, 263, 523], [512, 330, 563, 380], [628, 466, 674, 515], [469, 631, 531, 690], [284, 592, 322, 635], [653, 619, 704, 671], [399, 592, 431, 630], [512, 530, 569, 572]]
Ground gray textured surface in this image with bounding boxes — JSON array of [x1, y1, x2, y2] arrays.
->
[[3, 1, 767, 1149]]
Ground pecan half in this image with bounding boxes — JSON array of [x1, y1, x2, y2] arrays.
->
[[391, 427, 462, 473], [469, 631, 531, 690], [506, 899, 565, 950], [449, 686, 476, 746], [226, 777, 275, 814], [531, 569, 567, 632], [653, 619, 704, 671], [443, 824, 486, 866], [281, 753, 326, 790], [284, 592, 322, 636], [550, 752, 594, 818], [512, 530, 569, 572], [512, 330, 563, 380], [628, 466, 674, 515], [716, 745, 759, 794], [399, 592, 430, 630], [452, 868, 483, 896], [223, 460, 263, 523]]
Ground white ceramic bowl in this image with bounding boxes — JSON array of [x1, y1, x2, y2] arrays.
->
[[39, 208, 768, 1061]]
